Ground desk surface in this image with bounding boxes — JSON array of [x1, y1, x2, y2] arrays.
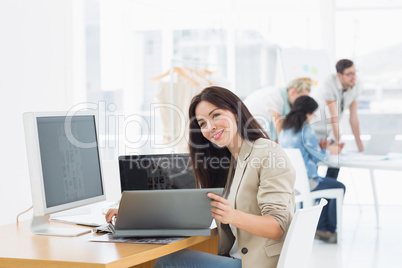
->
[[322, 153, 402, 170], [0, 220, 218, 268]]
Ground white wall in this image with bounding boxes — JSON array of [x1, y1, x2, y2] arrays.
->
[[0, 0, 83, 226]]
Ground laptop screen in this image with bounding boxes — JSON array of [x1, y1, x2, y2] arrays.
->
[[118, 154, 196, 192]]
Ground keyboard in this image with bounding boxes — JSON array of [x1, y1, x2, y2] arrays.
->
[[50, 201, 119, 228], [51, 213, 107, 227], [93, 224, 113, 233]]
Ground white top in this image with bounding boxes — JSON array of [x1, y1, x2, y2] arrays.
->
[[244, 87, 285, 121], [311, 74, 361, 140], [229, 224, 242, 259], [244, 87, 287, 140]]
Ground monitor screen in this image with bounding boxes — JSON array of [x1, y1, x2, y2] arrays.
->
[[118, 154, 196, 191], [23, 111, 106, 236], [36, 116, 103, 207]]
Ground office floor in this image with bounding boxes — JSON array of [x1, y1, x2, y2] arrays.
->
[[309, 204, 402, 268]]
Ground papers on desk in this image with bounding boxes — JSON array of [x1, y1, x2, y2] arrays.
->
[[89, 234, 186, 244], [338, 151, 402, 162], [340, 154, 389, 162]]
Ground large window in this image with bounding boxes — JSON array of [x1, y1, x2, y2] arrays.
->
[[335, 0, 402, 109], [85, 0, 324, 156]]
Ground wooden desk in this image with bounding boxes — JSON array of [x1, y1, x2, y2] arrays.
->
[[0, 220, 218, 268]]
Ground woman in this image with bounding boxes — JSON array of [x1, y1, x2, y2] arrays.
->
[[244, 77, 312, 140], [278, 95, 345, 243], [153, 86, 295, 267]]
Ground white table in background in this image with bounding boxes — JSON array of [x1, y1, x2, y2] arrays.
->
[[320, 153, 402, 228]]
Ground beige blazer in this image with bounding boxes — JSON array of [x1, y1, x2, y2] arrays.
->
[[217, 138, 295, 268]]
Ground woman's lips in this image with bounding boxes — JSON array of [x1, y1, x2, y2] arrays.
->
[[212, 129, 224, 140]]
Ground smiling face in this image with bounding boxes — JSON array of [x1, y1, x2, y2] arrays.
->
[[195, 100, 240, 150]]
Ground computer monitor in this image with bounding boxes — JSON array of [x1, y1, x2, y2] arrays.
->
[[118, 154, 196, 191], [23, 111, 106, 236]]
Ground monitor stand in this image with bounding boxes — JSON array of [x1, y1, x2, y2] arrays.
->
[[31, 215, 91, 237]]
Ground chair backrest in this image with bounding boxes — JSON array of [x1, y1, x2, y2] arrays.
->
[[283, 148, 313, 207], [277, 198, 328, 268]]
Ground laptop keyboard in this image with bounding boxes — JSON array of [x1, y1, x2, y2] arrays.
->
[[93, 223, 113, 233]]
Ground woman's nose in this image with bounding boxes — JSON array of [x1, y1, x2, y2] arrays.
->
[[209, 122, 217, 132]]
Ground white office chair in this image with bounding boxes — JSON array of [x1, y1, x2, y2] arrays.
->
[[284, 148, 344, 241], [277, 198, 328, 268]]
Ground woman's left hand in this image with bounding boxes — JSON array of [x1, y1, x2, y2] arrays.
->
[[208, 193, 238, 225]]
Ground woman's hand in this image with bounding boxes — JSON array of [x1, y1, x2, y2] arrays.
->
[[105, 209, 118, 223], [208, 193, 285, 240], [319, 139, 331, 149], [338, 142, 345, 151], [327, 142, 344, 154], [208, 193, 238, 225]]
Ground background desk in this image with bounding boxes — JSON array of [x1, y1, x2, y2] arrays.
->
[[321, 154, 402, 228], [0, 220, 218, 268]]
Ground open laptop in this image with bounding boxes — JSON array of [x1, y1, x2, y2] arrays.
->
[[364, 133, 396, 155], [118, 154, 196, 191], [109, 188, 224, 237]]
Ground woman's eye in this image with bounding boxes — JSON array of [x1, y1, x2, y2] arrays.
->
[[213, 113, 220, 118], [199, 122, 206, 128]]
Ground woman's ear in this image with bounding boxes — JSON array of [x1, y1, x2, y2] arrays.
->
[[288, 88, 296, 96]]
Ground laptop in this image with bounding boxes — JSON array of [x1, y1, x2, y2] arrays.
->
[[109, 188, 224, 237], [118, 154, 196, 191], [364, 133, 396, 155]]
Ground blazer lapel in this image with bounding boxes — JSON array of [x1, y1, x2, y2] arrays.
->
[[227, 139, 255, 209], [222, 157, 235, 199]]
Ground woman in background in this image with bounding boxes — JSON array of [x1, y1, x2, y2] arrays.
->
[[153, 86, 295, 268], [244, 77, 312, 140], [278, 95, 345, 243]]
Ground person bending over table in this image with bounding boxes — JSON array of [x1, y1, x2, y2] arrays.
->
[[311, 59, 363, 179], [278, 95, 345, 243], [244, 77, 312, 141]]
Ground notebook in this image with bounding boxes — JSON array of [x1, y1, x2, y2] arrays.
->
[[118, 154, 196, 191], [110, 188, 224, 237], [364, 133, 396, 155]]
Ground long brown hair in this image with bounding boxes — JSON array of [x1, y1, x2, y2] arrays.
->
[[188, 86, 269, 188]]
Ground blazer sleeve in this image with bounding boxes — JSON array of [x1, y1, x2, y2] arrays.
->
[[255, 143, 296, 232]]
